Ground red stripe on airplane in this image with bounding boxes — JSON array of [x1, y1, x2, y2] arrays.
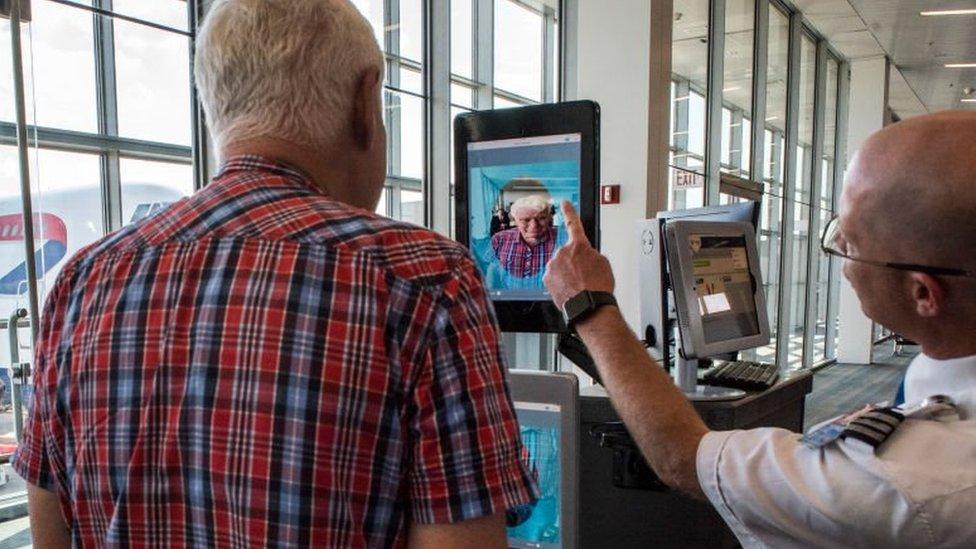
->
[[0, 213, 67, 243]]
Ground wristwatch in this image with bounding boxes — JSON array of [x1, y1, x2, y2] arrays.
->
[[563, 290, 617, 329]]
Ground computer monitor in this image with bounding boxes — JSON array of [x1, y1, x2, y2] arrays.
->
[[663, 220, 770, 359], [638, 202, 762, 369], [506, 371, 579, 549], [454, 101, 600, 333]]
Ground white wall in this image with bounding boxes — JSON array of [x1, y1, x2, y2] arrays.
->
[[576, 0, 652, 330], [836, 56, 887, 365]]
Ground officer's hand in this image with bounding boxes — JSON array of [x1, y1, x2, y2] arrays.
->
[[544, 201, 615, 309]]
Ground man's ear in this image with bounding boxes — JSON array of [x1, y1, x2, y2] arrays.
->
[[909, 272, 946, 317], [352, 67, 382, 150]]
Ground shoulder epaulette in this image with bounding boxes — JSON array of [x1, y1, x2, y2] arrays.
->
[[840, 407, 904, 449]]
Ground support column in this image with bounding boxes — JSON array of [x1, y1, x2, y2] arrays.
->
[[836, 56, 888, 364], [576, 0, 668, 331], [424, 0, 451, 234]]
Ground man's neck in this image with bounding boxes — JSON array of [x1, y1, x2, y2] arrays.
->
[[921, 338, 976, 361], [222, 138, 365, 208], [917, 318, 976, 359]]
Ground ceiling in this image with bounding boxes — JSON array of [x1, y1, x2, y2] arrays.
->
[[795, 0, 976, 118]]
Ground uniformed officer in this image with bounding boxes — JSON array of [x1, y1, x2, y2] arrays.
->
[[543, 111, 976, 547]]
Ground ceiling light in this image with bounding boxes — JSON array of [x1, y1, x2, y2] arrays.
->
[[765, 116, 778, 121], [722, 86, 741, 93], [945, 63, 976, 68], [920, 9, 976, 16], [962, 98, 976, 103]]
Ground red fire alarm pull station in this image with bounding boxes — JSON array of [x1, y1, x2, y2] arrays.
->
[[601, 185, 620, 204]]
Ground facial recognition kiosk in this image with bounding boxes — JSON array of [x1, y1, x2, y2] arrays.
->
[[454, 100, 600, 334], [637, 202, 769, 400], [454, 102, 598, 549], [454, 106, 814, 548]]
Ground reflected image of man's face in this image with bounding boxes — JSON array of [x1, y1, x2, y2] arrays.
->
[[513, 206, 553, 246]]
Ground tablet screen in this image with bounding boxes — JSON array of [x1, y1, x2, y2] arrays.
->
[[466, 133, 581, 300], [507, 401, 563, 548]]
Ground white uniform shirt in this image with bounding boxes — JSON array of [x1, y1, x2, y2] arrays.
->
[[696, 353, 976, 548]]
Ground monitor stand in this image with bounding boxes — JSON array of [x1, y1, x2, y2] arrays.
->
[[675, 340, 745, 402]]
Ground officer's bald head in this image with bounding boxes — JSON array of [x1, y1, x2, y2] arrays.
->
[[839, 111, 976, 356], [842, 111, 976, 270]]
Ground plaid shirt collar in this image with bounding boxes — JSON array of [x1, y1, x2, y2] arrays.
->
[[214, 154, 325, 195]]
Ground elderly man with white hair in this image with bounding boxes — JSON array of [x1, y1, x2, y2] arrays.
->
[[13, 1, 537, 547], [491, 194, 562, 283]]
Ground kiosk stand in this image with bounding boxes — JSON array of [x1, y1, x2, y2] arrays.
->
[[673, 341, 745, 400], [663, 219, 771, 401]]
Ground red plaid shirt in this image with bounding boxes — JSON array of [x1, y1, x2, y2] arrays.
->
[[13, 156, 537, 547]]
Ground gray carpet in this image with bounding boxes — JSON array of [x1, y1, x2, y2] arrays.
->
[[804, 348, 914, 428]]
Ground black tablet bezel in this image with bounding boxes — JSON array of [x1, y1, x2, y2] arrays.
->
[[454, 100, 600, 333]]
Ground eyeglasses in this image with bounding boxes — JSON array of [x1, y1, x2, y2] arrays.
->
[[820, 216, 975, 278]]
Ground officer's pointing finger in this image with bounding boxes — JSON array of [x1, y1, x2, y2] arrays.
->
[[561, 200, 590, 247]]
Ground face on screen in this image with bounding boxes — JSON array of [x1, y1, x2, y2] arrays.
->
[[468, 133, 581, 300]]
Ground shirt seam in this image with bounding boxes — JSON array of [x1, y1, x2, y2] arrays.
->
[[700, 432, 750, 530]]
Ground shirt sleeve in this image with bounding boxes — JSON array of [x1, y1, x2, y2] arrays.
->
[[407, 254, 539, 524], [11, 275, 71, 493], [696, 428, 925, 548]]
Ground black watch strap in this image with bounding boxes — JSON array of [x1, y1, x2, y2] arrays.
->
[[563, 290, 617, 328]]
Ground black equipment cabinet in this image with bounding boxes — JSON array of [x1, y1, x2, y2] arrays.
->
[[577, 371, 814, 548]]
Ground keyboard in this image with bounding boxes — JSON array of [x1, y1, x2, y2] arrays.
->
[[701, 360, 779, 392]]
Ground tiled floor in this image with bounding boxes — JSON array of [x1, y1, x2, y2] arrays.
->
[[804, 344, 914, 428]]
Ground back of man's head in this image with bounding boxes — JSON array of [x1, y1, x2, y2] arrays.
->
[[842, 111, 976, 355], [195, 0, 384, 151]]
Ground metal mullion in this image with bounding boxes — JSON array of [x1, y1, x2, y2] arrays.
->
[[541, 5, 555, 103], [558, 0, 577, 101], [493, 88, 538, 105], [749, 0, 768, 181], [704, 0, 726, 206], [390, 180, 403, 219], [386, 0, 402, 177], [8, 0, 41, 340], [0, 122, 192, 160], [729, 108, 743, 173], [802, 39, 828, 368], [774, 9, 803, 370], [672, 79, 691, 210], [824, 59, 850, 359], [94, 0, 122, 232], [385, 52, 423, 70], [189, 0, 209, 190], [424, 0, 450, 233], [474, 0, 493, 109], [450, 73, 482, 88], [43, 0, 191, 36]]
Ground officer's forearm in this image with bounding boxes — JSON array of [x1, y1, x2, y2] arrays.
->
[[575, 306, 709, 497]]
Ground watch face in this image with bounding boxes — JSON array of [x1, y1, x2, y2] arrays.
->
[[563, 291, 590, 321]]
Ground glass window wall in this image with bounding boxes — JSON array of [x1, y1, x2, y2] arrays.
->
[[742, 3, 789, 363], [720, 0, 754, 179], [670, 0, 710, 210], [785, 34, 817, 370], [682, 1, 848, 369], [0, 0, 195, 510], [813, 56, 840, 362]]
